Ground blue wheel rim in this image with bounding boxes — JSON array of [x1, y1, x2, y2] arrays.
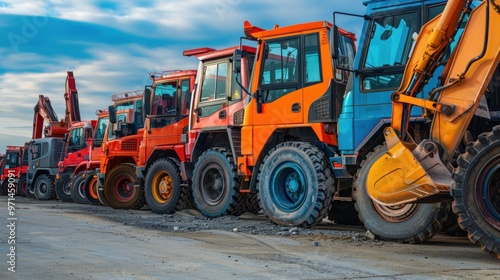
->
[[270, 162, 306, 212], [479, 161, 500, 229]]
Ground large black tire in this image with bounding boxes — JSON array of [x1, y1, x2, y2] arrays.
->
[[0, 180, 8, 195], [104, 164, 145, 210], [241, 192, 262, 215], [26, 180, 36, 198], [34, 174, 56, 200], [96, 174, 110, 207], [71, 171, 89, 204], [145, 158, 188, 214], [84, 170, 101, 205], [257, 142, 335, 227], [17, 176, 28, 197], [354, 145, 449, 243], [453, 128, 500, 257], [328, 201, 363, 226], [56, 172, 73, 202], [192, 148, 245, 218]]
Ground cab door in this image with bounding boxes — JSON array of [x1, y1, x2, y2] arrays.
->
[[252, 36, 303, 126]]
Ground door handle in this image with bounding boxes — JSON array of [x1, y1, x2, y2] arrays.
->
[[292, 103, 301, 113]]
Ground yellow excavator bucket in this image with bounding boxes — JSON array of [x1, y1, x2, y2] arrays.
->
[[366, 127, 452, 205]]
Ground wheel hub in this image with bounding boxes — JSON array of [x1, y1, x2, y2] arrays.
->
[[285, 173, 301, 199], [159, 177, 172, 197], [271, 162, 306, 212], [373, 203, 417, 222], [201, 165, 225, 206], [115, 177, 135, 200], [64, 181, 71, 195], [41, 183, 47, 193]]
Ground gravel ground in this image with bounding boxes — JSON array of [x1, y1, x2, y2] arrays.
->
[[0, 197, 498, 279]]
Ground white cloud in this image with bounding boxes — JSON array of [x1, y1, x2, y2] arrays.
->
[[0, 42, 199, 152], [0, 0, 367, 153]]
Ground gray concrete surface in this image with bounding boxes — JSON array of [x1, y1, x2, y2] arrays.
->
[[0, 197, 498, 279]]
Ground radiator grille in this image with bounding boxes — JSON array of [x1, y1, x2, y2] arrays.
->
[[121, 139, 137, 151]]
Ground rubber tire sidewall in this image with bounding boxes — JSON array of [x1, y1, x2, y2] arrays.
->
[[145, 159, 181, 214], [258, 143, 327, 227], [71, 171, 89, 204], [84, 170, 101, 205], [104, 164, 144, 209], [56, 172, 73, 202], [192, 150, 237, 218], [0, 180, 8, 195], [354, 145, 446, 242], [17, 176, 28, 197], [453, 136, 500, 256], [35, 174, 55, 200]]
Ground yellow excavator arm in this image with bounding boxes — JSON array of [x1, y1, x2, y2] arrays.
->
[[367, 0, 500, 205]]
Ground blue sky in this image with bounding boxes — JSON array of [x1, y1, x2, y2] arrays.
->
[[0, 0, 366, 153]]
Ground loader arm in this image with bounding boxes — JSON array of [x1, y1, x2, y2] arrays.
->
[[366, 0, 500, 205], [33, 95, 67, 139], [64, 71, 81, 124]]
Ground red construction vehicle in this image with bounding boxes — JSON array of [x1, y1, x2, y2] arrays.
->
[[73, 91, 144, 205], [16, 142, 30, 197], [53, 71, 99, 202], [361, 0, 499, 257], [133, 69, 197, 213], [69, 108, 109, 204], [94, 90, 145, 209], [177, 45, 258, 218], [0, 146, 23, 195]]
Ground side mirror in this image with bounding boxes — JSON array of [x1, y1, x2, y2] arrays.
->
[[331, 25, 339, 60], [185, 89, 192, 110], [108, 105, 117, 124], [232, 49, 243, 74], [144, 86, 151, 116]]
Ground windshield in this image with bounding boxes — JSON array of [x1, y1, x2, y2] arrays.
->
[[4, 151, 19, 168], [365, 12, 418, 68], [153, 82, 177, 116], [94, 116, 109, 147]]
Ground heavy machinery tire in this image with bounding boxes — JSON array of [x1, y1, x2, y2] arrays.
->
[[84, 170, 101, 205], [55, 172, 73, 202], [71, 171, 89, 204], [257, 142, 335, 227], [96, 175, 110, 207], [453, 127, 500, 257], [17, 176, 28, 197], [34, 174, 56, 200], [145, 158, 185, 214], [0, 180, 8, 195], [241, 192, 262, 215], [354, 144, 449, 243], [26, 180, 36, 198], [104, 164, 145, 210], [192, 148, 244, 218], [328, 201, 362, 226]]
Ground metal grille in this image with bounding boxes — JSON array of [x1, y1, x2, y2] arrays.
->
[[234, 109, 244, 125], [313, 97, 329, 120], [121, 139, 137, 151]]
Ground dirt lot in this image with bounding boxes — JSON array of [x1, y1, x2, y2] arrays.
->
[[0, 197, 498, 279]]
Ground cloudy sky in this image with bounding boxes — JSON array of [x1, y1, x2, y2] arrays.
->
[[0, 0, 366, 153]]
